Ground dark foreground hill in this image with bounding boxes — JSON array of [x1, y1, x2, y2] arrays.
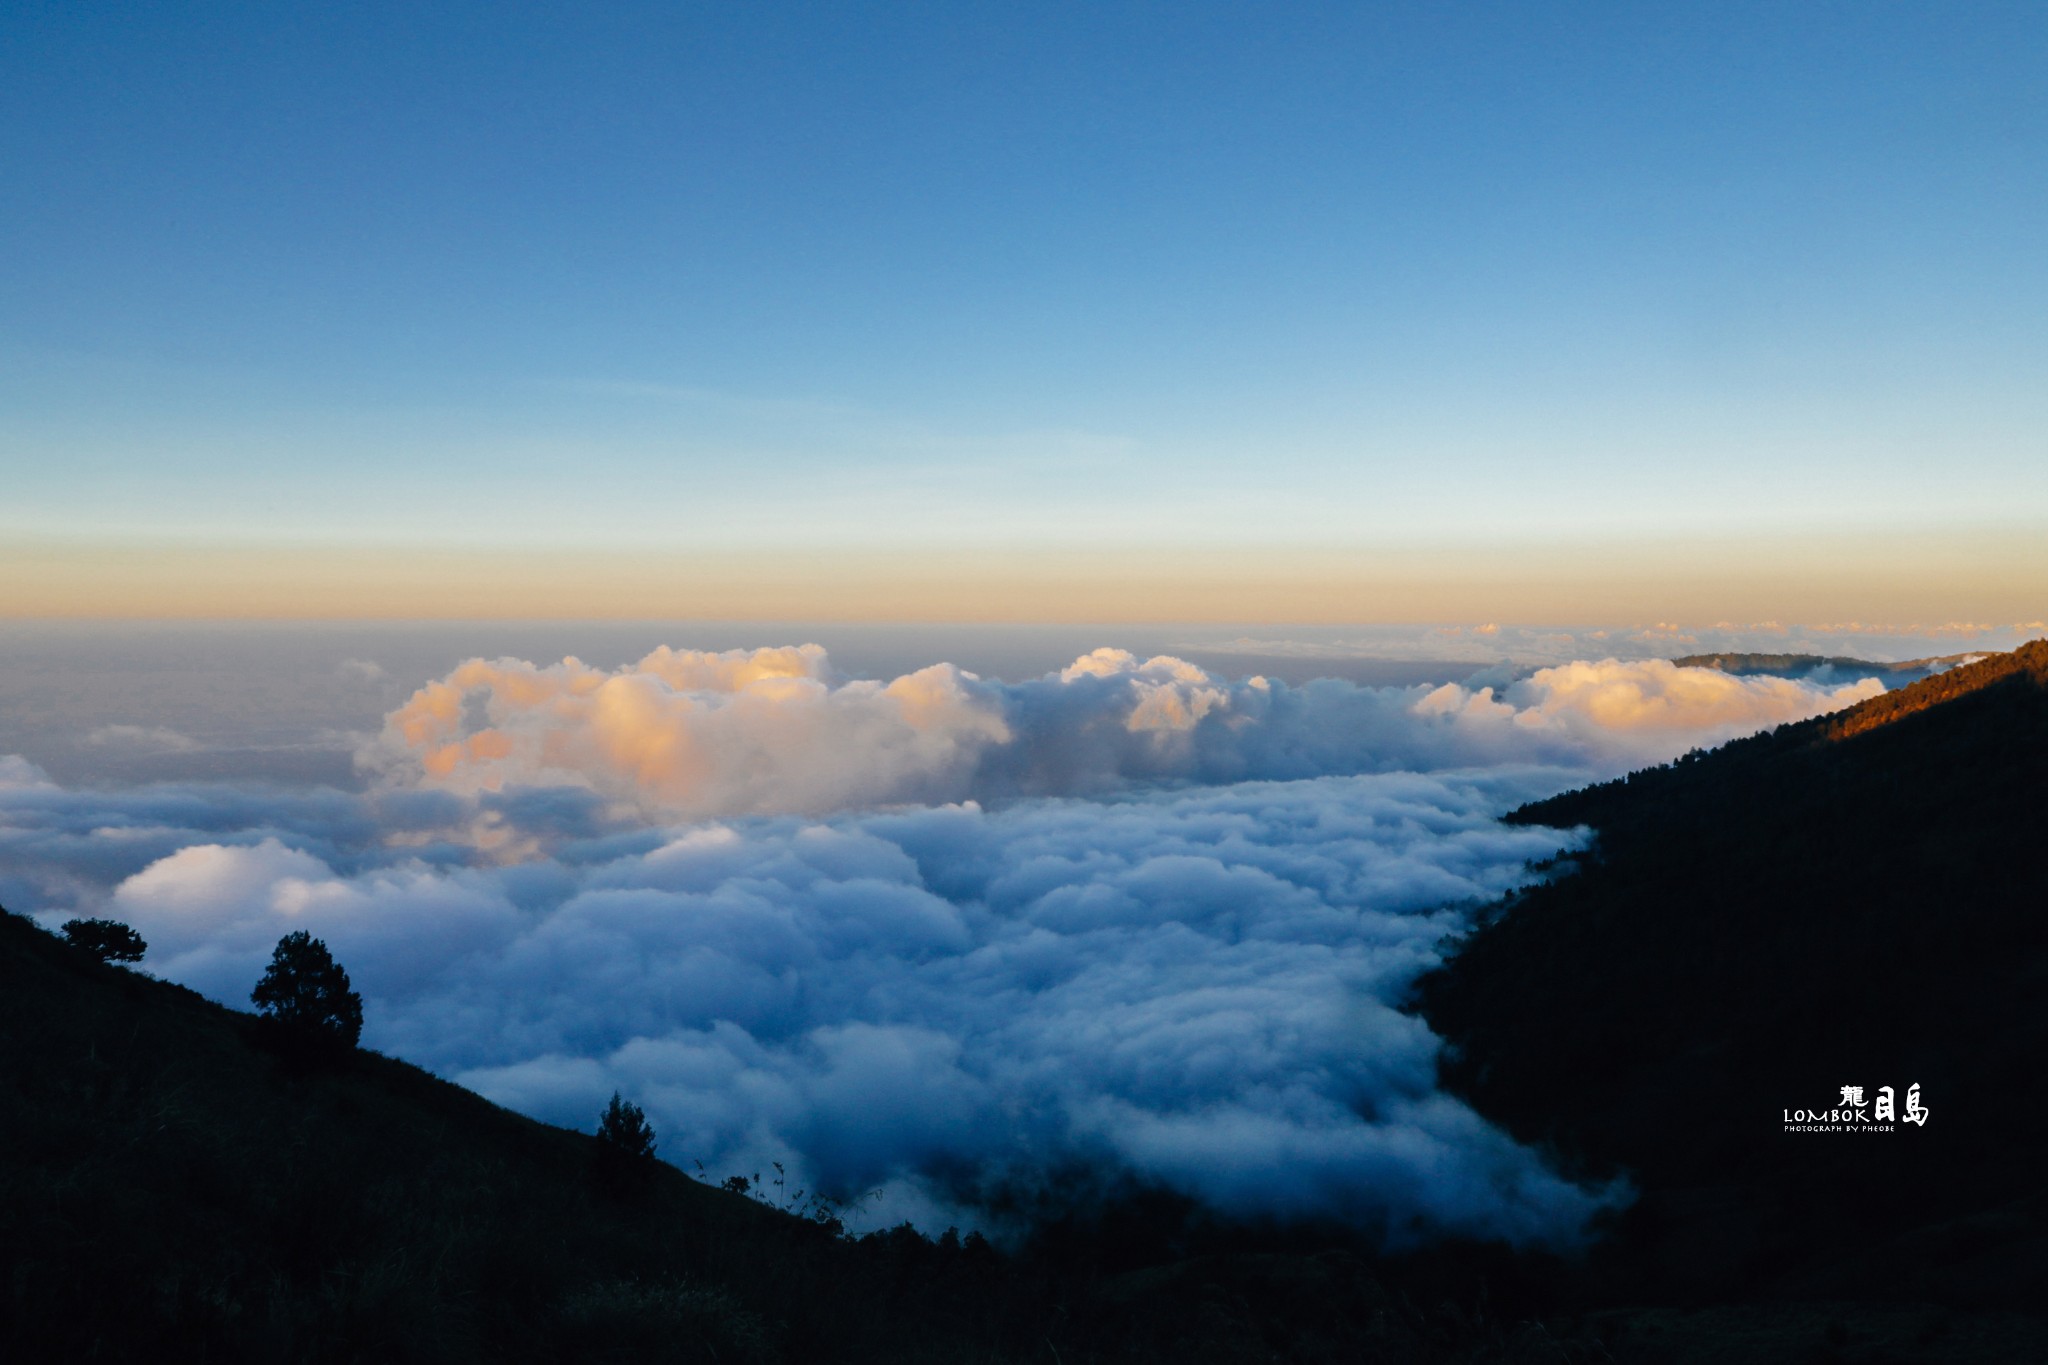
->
[[1420, 641, 2048, 1329], [2, 898, 1615, 1365]]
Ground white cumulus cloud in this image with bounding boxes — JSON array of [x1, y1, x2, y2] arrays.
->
[[359, 646, 1880, 820], [86, 724, 202, 753]]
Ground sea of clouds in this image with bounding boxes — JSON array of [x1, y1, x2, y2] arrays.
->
[[0, 645, 1886, 1245]]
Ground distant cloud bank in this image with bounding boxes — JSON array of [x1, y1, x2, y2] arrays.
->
[[361, 645, 1880, 820]]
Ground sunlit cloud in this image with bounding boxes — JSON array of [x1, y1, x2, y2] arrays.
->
[[85, 724, 202, 753], [361, 646, 1880, 820]]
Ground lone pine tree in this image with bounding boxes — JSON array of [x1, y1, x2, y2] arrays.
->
[[597, 1091, 658, 1162], [250, 931, 364, 1051]]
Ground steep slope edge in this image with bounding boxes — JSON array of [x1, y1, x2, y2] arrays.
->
[[0, 908, 1030, 1363], [0, 905, 1597, 1364], [1417, 640, 2048, 1310]]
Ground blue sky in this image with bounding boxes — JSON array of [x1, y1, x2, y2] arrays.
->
[[2, 2, 2043, 615]]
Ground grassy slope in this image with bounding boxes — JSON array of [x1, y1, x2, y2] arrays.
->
[[1, 904, 1582, 1365], [0, 908, 1043, 1363], [1418, 641, 2048, 1318]]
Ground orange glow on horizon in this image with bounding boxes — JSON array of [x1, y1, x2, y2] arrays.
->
[[2, 533, 2043, 625]]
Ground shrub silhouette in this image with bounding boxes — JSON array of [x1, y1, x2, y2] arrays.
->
[[592, 1092, 658, 1196], [250, 931, 363, 1051], [596, 1092, 657, 1161], [60, 917, 146, 964]]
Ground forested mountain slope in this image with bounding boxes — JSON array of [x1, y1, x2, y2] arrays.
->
[[1419, 641, 2048, 1311]]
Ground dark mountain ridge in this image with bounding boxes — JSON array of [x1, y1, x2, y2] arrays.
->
[[1419, 640, 2048, 1316], [0, 908, 887, 1362], [0, 894, 1603, 1364]]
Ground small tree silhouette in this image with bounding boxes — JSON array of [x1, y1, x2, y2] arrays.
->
[[61, 917, 147, 964], [596, 1092, 657, 1161], [250, 931, 363, 1052], [592, 1091, 659, 1195]]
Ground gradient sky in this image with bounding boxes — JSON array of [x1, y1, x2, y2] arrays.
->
[[3, 2, 2044, 619]]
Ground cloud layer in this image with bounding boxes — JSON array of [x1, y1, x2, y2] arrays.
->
[[361, 646, 1882, 819], [0, 644, 1888, 1247], [95, 769, 1609, 1245]]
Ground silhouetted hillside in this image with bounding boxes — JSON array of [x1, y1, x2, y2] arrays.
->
[[1419, 640, 2048, 1317], [1, 904, 986, 1362], [0, 903, 1587, 1365]]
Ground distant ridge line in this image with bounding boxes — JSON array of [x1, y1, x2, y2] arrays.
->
[[1669, 650, 1981, 675]]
